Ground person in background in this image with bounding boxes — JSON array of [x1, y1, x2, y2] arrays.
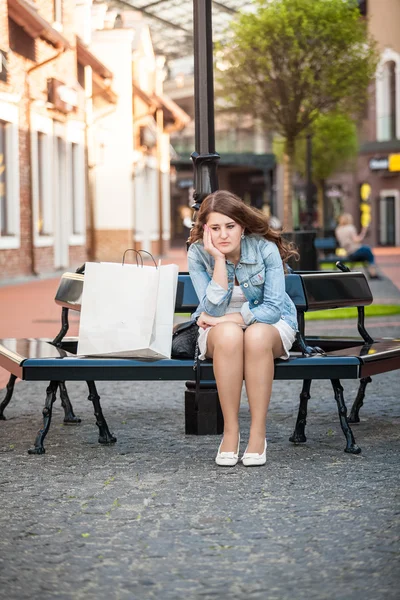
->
[[335, 213, 379, 279]]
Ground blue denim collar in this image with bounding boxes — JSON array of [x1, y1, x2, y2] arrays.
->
[[239, 235, 258, 264]]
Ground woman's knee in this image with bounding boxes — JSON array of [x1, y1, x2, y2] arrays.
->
[[244, 323, 275, 352], [211, 322, 244, 351], [358, 246, 375, 264]]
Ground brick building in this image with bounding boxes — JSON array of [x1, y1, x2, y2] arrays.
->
[[0, 0, 88, 279], [0, 0, 189, 279], [324, 0, 400, 245]]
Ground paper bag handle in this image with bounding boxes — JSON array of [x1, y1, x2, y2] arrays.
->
[[122, 249, 158, 268]]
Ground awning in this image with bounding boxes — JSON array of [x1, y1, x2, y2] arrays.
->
[[132, 83, 157, 108], [132, 83, 190, 132], [76, 37, 113, 80], [92, 71, 118, 104], [8, 0, 70, 49], [154, 93, 191, 131]]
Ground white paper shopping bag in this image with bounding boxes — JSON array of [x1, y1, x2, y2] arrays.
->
[[77, 261, 160, 357], [146, 263, 179, 359]]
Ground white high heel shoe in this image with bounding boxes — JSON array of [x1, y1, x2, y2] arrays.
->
[[241, 439, 267, 466], [215, 434, 240, 466]]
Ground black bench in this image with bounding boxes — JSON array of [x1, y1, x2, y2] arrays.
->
[[314, 237, 367, 269], [1, 268, 399, 456]]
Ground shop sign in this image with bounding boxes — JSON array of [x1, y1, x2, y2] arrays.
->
[[47, 78, 78, 113], [326, 184, 342, 198], [369, 154, 400, 172], [369, 157, 388, 170], [359, 183, 372, 228], [177, 179, 193, 189], [388, 153, 400, 172]]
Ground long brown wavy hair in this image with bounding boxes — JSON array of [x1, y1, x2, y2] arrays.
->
[[189, 190, 299, 265]]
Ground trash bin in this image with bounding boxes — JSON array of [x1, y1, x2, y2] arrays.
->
[[283, 230, 318, 271]]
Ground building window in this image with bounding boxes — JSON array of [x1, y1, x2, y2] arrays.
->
[[376, 50, 400, 142], [0, 106, 20, 249], [389, 61, 397, 140], [37, 132, 47, 235], [358, 1, 367, 17], [8, 18, 36, 61], [0, 121, 8, 236], [67, 122, 85, 245], [71, 143, 80, 235], [0, 50, 7, 83], [31, 116, 53, 246], [54, 0, 63, 25]]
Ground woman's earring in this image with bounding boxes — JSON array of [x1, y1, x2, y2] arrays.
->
[[241, 232, 245, 240]]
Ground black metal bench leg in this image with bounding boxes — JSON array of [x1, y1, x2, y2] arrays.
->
[[289, 379, 311, 444], [0, 374, 17, 420], [330, 379, 361, 454], [87, 381, 116, 445], [59, 382, 81, 424], [348, 376, 372, 424], [28, 381, 59, 455]]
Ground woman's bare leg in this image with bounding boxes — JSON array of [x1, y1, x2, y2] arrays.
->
[[206, 322, 244, 452], [244, 323, 284, 454]]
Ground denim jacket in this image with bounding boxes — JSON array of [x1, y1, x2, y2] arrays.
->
[[187, 234, 298, 332]]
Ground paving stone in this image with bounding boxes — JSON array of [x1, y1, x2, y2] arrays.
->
[[0, 321, 399, 599]]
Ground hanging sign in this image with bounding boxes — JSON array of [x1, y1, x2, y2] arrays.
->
[[388, 154, 400, 172], [359, 183, 372, 228]]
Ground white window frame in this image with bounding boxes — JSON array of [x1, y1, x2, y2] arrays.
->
[[376, 48, 400, 142], [53, 0, 63, 30], [66, 121, 86, 246], [31, 113, 54, 247], [0, 101, 20, 250]]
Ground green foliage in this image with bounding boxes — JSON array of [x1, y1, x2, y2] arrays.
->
[[218, 0, 378, 142], [305, 304, 400, 321], [273, 111, 358, 182]]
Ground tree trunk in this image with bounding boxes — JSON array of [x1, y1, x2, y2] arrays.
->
[[317, 179, 325, 229], [283, 139, 294, 231]]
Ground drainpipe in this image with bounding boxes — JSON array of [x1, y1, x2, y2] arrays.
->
[[156, 106, 164, 255], [25, 49, 65, 275]]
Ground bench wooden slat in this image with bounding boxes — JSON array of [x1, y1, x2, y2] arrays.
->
[[55, 270, 373, 314]]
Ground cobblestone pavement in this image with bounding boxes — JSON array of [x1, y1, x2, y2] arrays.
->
[[1, 320, 399, 600]]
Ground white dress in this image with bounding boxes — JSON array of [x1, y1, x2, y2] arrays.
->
[[197, 285, 296, 361]]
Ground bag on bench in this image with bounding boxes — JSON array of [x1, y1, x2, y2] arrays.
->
[[78, 260, 179, 359], [172, 321, 199, 359]]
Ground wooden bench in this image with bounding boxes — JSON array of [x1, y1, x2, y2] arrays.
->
[[314, 237, 367, 270], [1, 268, 399, 456]]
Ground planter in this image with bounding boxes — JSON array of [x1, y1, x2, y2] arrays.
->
[[283, 230, 318, 271]]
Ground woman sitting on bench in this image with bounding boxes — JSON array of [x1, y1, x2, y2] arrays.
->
[[335, 213, 379, 279], [188, 191, 298, 467]]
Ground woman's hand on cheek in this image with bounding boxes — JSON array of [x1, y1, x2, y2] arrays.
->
[[203, 225, 225, 260]]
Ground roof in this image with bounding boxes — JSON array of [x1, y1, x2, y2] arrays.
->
[[132, 83, 190, 131], [8, 0, 70, 49], [107, 0, 248, 60]]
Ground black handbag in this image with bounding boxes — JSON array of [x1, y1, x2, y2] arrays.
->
[[172, 321, 199, 359]]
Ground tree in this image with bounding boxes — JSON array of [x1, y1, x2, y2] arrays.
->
[[273, 111, 358, 227], [217, 0, 378, 230]]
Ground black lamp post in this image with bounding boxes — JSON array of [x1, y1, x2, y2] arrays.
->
[[191, 0, 220, 210], [185, 0, 223, 437]]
